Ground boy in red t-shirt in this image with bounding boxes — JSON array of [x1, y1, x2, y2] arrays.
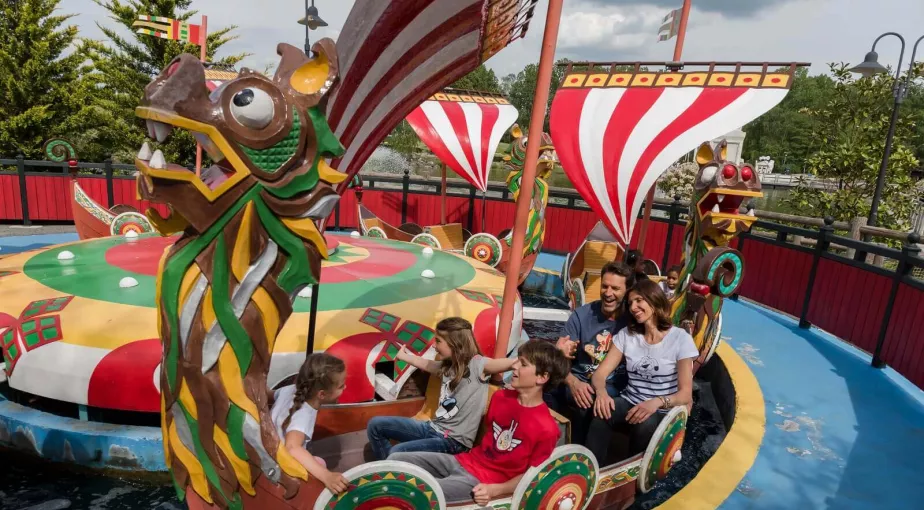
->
[[390, 341, 569, 505]]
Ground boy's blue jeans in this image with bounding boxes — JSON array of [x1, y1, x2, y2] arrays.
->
[[367, 416, 467, 460]]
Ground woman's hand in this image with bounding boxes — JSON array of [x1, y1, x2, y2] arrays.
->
[[321, 470, 350, 494], [593, 393, 616, 420], [627, 399, 662, 424]]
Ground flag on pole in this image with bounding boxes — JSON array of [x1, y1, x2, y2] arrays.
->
[[133, 15, 203, 45], [657, 8, 682, 42]]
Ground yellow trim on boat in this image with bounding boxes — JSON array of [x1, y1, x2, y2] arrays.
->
[[657, 342, 765, 509]]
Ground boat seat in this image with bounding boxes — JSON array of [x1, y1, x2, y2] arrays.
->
[[399, 223, 424, 236], [427, 223, 465, 250]]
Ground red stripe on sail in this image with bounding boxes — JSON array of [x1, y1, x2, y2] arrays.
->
[[479, 103, 500, 190], [601, 87, 665, 235], [334, 51, 480, 192], [441, 101, 479, 183], [334, 6, 482, 150], [626, 87, 749, 219], [551, 88, 618, 238], [327, 0, 441, 128], [406, 105, 471, 186]]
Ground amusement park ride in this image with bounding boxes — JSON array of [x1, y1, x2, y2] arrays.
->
[[0, 0, 809, 509]]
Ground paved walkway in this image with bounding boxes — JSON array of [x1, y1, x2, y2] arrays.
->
[[709, 299, 924, 510]]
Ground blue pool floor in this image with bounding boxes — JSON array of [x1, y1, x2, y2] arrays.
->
[[718, 299, 924, 510]]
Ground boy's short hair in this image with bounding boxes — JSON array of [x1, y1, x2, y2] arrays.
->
[[668, 264, 682, 274], [519, 340, 570, 390]]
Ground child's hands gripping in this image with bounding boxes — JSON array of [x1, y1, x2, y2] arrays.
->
[[321, 470, 350, 494]]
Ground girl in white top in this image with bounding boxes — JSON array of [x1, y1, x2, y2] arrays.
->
[[587, 279, 699, 461], [270, 352, 349, 495]]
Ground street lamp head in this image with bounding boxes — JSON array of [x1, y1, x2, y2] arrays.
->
[[849, 51, 889, 77], [298, 4, 328, 30]]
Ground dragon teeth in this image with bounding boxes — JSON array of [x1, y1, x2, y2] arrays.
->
[[711, 204, 721, 214], [146, 120, 156, 139], [152, 121, 172, 143], [747, 209, 756, 217], [716, 194, 725, 203], [150, 150, 166, 169], [138, 142, 152, 161]]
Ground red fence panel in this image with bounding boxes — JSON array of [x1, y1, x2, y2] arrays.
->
[[0, 174, 23, 220], [806, 259, 893, 354], [737, 238, 813, 318], [882, 284, 924, 388]]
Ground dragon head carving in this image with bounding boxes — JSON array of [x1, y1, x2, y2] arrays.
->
[[135, 40, 347, 264], [692, 140, 762, 246], [503, 123, 557, 200]]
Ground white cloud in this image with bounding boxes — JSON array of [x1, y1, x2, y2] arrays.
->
[[60, 0, 924, 79]]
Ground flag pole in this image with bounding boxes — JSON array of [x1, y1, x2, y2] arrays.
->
[[495, 0, 564, 358], [636, 0, 691, 254], [195, 15, 208, 178]]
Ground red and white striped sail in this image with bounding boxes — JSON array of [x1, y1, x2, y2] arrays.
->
[[326, 0, 539, 193], [550, 65, 798, 245], [406, 91, 518, 191]]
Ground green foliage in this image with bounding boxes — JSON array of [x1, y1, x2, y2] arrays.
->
[[505, 59, 569, 133], [82, 0, 247, 165], [451, 65, 502, 93], [783, 63, 923, 234], [383, 120, 421, 163], [0, 0, 101, 159], [742, 67, 837, 173]]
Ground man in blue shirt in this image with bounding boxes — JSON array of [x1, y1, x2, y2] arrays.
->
[[547, 261, 634, 445]]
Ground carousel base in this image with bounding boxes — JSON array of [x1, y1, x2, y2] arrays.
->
[[0, 390, 165, 472]]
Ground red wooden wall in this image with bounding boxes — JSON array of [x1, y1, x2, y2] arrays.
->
[[2, 172, 923, 388]]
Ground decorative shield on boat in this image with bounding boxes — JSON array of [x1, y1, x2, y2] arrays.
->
[[510, 445, 600, 510], [406, 89, 519, 192], [638, 406, 688, 493], [464, 233, 503, 267], [326, 0, 540, 192], [109, 212, 154, 236], [411, 233, 442, 249], [314, 461, 446, 510], [549, 63, 801, 245]]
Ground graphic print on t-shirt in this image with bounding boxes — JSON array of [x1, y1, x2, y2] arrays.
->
[[435, 396, 459, 420], [584, 329, 613, 371], [633, 354, 660, 380], [492, 419, 522, 452]]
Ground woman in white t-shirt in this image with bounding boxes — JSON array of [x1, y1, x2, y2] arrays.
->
[[585, 279, 699, 462]]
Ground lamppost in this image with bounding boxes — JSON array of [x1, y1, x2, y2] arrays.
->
[[848, 33, 924, 231], [299, 0, 327, 56]]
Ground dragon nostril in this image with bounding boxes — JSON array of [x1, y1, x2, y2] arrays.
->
[[165, 61, 180, 77]]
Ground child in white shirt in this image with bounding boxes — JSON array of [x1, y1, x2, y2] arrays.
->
[[270, 352, 348, 494]]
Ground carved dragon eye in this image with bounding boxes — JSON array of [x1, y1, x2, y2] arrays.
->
[[700, 165, 717, 185], [722, 164, 737, 179], [741, 166, 754, 181], [230, 88, 274, 129]]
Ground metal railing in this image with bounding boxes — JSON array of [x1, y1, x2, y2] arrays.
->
[[3, 159, 923, 380]]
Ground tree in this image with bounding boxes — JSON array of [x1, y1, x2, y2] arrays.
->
[[506, 58, 569, 134], [785, 63, 923, 235], [451, 65, 502, 93], [0, 0, 100, 158], [82, 0, 247, 165], [741, 67, 836, 172]]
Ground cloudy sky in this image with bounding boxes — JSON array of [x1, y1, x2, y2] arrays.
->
[[62, 0, 924, 78]]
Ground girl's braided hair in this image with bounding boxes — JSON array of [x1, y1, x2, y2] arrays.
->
[[436, 317, 482, 393], [281, 353, 346, 433]]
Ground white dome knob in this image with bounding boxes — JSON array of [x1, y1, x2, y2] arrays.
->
[[119, 277, 139, 288], [421, 269, 435, 279], [57, 250, 75, 260]]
